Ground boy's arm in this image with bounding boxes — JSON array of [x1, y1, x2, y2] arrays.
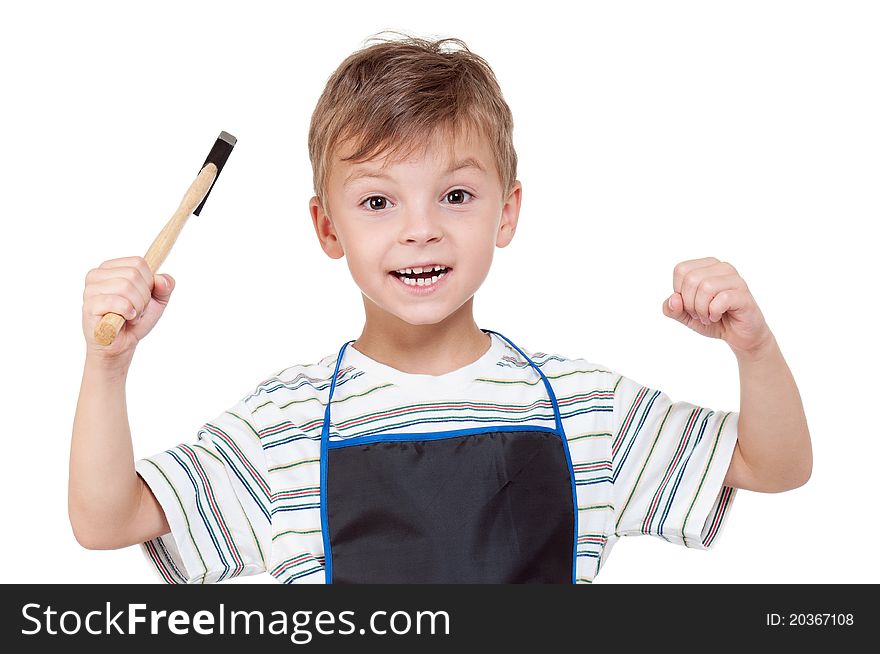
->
[[68, 354, 170, 550], [73, 256, 179, 550], [723, 333, 812, 492], [663, 257, 813, 494]]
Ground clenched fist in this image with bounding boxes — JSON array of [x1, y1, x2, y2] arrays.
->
[[82, 256, 175, 363], [662, 257, 773, 357]]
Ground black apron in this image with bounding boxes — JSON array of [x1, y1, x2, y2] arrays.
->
[[319, 329, 578, 583]]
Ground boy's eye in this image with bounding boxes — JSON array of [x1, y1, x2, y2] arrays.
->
[[445, 189, 472, 204], [363, 196, 388, 211]]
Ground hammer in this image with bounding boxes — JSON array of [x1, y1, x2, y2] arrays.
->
[[94, 131, 237, 346]]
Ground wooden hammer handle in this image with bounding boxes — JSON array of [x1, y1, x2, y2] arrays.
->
[[93, 163, 219, 346]]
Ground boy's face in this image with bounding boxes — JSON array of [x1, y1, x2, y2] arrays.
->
[[310, 129, 522, 328]]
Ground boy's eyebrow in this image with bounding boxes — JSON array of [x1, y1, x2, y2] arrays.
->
[[342, 157, 485, 189]]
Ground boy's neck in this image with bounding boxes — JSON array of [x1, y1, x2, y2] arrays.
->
[[351, 298, 491, 376]]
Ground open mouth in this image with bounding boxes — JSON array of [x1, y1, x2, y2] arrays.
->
[[389, 264, 452, 287]]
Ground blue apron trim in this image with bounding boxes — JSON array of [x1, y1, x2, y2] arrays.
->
[[484, 330, 579, 584], [319, 329, 579, 584], [320, 338, 353, 584], [327, 424, 561, 449]]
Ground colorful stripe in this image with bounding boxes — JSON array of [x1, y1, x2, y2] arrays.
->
[[139, 458, 209, 582], [176, 444, 245, 579], [682, 411, 736, 547]]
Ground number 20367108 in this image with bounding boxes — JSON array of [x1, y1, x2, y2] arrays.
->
[[766, 613, 854, 627]]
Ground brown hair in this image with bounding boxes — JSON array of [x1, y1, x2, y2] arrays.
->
[[308, 31, 517, 212]]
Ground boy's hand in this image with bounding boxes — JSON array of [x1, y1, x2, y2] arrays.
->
[[662, 257, 773, 357], [82, 256, 176, 364]]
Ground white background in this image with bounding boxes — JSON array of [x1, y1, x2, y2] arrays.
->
[[1, 0, 877, 584]]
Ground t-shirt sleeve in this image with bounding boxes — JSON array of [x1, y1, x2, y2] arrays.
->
[[609, 372, 739, 549], [134, 395, 273, 583]]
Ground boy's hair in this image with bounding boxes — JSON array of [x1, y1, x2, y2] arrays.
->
[[308, 31, 517, 212]]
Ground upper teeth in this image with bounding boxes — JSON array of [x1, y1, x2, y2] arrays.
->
[[395, 265, 447, 274]]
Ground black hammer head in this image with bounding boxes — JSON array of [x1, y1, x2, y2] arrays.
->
[[193, 130, 237, 216]]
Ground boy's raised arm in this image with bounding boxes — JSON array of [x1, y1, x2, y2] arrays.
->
[[69, 256, 175, 549], [728, 332, 812, 492], [69, 356, 170, 549], [662, 257, 813, 493]]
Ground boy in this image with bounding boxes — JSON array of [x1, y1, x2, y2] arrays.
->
[[70, 34, 812, 584]]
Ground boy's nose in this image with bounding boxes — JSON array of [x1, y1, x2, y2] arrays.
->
[[399, 207, 444, 243]]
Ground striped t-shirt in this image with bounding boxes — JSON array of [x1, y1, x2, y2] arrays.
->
[[135, 331, 739, 584]]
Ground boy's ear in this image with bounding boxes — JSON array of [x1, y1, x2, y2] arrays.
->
[[495, 180, 522, 248], [310, 196, 345, 259]]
